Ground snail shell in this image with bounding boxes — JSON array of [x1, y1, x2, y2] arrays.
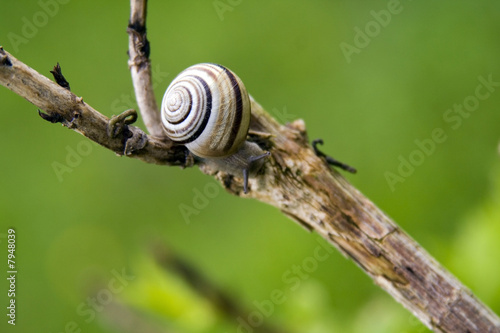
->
[[161, 63, 250, 158], [161, 63, 269, 193]]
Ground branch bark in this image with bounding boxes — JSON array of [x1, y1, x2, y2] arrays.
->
[[0, 3, 499, 331], [128, 0, 167, 139], [0, 48, 186, 166], [242, 103, 500, 332]]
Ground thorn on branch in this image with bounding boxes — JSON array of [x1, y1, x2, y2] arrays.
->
[[50, 63, 71, 91], [312, 138, 357, 174], [0, 47, 12, 67], [38, 109, 64, 123]]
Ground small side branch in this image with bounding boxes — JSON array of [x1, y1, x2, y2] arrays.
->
[[127, 0, 167, 139]]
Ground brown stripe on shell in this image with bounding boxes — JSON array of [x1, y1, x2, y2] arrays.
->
[[162, 75, 212, 144], [208, 64, 234, 152], [217, 64, 244, 152]]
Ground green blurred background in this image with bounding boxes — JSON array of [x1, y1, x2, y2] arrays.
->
[[1, 1, 500, 332]]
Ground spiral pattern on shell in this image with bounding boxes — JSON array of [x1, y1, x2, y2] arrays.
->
[[161, 63, 251, 159]]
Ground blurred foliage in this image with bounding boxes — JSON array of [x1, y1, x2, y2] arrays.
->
[[1, 1, 499, 332], [449, 164, 500, 311]]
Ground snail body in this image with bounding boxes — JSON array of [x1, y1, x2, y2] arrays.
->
[[161, 63, 269, 193]]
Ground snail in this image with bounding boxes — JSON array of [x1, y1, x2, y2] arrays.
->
[[161, 63, 270, 193]]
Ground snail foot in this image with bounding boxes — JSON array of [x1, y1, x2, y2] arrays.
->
[[242, 151, 271, 194]]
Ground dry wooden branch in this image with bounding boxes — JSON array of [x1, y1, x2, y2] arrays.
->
[[0, 2, 499, 331], [0, 48, 186, 166]]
